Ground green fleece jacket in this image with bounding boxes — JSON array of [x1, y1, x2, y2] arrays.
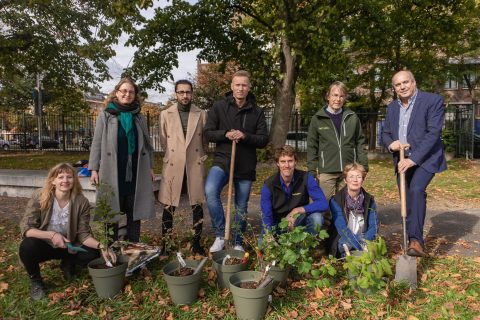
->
[[307, 107, 368, 175]]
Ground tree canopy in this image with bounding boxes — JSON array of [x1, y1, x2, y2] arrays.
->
[[0, 0, 148, 112]]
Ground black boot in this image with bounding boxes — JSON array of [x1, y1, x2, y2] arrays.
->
[[60, 259, 76, 281], [192, 238, 205, 256], [191, 204, 204, 256], [29, 275, 45, 300]]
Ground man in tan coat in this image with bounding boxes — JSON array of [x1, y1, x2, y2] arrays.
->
[[158, 80, 208, 255]]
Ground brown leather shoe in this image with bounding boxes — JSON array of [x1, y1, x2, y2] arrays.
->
[[407, 240, 427, 257]]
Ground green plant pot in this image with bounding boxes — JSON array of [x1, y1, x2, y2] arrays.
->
[[163, 259, 202, 305], [268, 266, 289, 288], [229, 271, 274, 320], [212, 249, 247, 289], [88, 255, 128, 299]]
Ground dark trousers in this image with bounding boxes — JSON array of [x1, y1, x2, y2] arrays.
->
[[397, 165, 435, 246], [162, 204, 203, 242], [18, 237, 99, 278], [110, 194, 141, 243]]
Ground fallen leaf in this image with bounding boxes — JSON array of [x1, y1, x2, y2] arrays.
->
[[166, 312, 174, 320], [421, 273, 428, 282], [198, 288, 205, 298], [341, 301, 352, 310], [444, 302, 455, 310], [0, 282, 8, 293], [62, 310, 80, 316], [287, 310, 299, 318], [181, 305, 190, 311], [314, 287, 325, 299], [407, 316, 419, 320]]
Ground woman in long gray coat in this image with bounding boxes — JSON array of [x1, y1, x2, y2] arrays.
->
[[89, 78, 155, 242]]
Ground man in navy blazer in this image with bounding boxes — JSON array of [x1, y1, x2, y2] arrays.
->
[[382, 70, 447, 257]]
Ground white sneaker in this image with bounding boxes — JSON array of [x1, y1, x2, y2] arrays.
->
[[233, 245, 244, 252], [209, 237, 225, 253]]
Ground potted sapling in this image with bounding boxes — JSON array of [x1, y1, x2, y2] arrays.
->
[[228, 264, 275, 320], [163, 252, 208, 305], [88, 183, 128, 299], [212, 211, 249, 289], [256, 216, 328, 288]]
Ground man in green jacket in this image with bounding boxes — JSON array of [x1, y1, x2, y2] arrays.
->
[[307, 81, 368, 201]]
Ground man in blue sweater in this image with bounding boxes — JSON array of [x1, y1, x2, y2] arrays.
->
[[260, 145, 328, 236]]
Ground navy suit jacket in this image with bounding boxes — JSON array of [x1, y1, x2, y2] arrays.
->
[[382, 90, 447, 174]]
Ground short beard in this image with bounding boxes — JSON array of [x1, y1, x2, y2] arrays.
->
[[178, 101, 191, 108]]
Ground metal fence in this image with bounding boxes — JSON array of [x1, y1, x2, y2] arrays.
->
[[1, 106, 478, 158]]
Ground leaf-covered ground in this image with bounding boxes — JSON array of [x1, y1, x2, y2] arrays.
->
[[1, 215, 479, 319], [0, 155, 479, 318]]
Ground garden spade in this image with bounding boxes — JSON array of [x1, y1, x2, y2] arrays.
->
[[394, 145, 417, 289], [224, 141, 237, 244]]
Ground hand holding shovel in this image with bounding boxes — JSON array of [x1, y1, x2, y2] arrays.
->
[[394, 144, 417, 289]]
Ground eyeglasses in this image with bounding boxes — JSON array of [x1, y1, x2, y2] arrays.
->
[[117, 89, 135, 96], [346, 175, 363, 181], [176, 91, 192, 96]]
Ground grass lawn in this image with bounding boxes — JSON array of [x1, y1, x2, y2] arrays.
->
[[0, 152, 479, 318], [0, 215, 479, 319]]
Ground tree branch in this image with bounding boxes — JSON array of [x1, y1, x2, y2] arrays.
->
[[229, 4, 274, 32]]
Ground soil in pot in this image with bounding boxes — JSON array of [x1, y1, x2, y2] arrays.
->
[[239, 281, 258, 289], [224, 257, 242, 265], [170, 267, 194, 276], [89, 261, 123, 269], [212, 249, 248, 289]]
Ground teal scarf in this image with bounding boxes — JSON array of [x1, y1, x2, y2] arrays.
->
[[106, 101, 140, 181]]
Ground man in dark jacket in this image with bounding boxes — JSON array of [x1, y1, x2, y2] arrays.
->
[[204, 70, 268, 253], [382, 70, 447, 257], [307, 81, 368, 200], [260, 145, 328, 238]]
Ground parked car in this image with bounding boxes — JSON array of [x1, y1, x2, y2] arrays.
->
[[0, 139, 10, 150], [285, 131, 308, 152], [30, 136, 60, 149]]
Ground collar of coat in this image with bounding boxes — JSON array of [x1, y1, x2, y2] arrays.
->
[[315, 106, 355, 119], [224, 91, 257, 110], [333, 186, 373, 213]]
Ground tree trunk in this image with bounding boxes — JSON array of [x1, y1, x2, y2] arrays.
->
[[269, 37, 298, 150], [368, 113, 378, 150]]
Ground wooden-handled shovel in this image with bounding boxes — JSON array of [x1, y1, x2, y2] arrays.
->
[[224, 140, 237, 243], [394, 144, 417, 289]]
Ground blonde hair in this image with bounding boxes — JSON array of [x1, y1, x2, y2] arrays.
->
[[326, 81, 348, 100], [343, 162, 367, 180], [103, 78, 143, 107], [232, 70, 251, 81], [39, 163, 83, 211]]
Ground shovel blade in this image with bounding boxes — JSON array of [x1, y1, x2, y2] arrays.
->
[[395, 255, 417, 289]]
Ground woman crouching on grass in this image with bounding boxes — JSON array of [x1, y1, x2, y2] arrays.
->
[[19, 163, 116, 300], [329, 163, 379, 257]]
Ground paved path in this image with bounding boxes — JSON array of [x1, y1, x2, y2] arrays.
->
[[2, 193, 479, 257]]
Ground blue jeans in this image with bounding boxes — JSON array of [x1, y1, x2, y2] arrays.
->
[[205, 166, 252, 245], [396, 165, 435, 246], [294, 212, 324, 234]]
